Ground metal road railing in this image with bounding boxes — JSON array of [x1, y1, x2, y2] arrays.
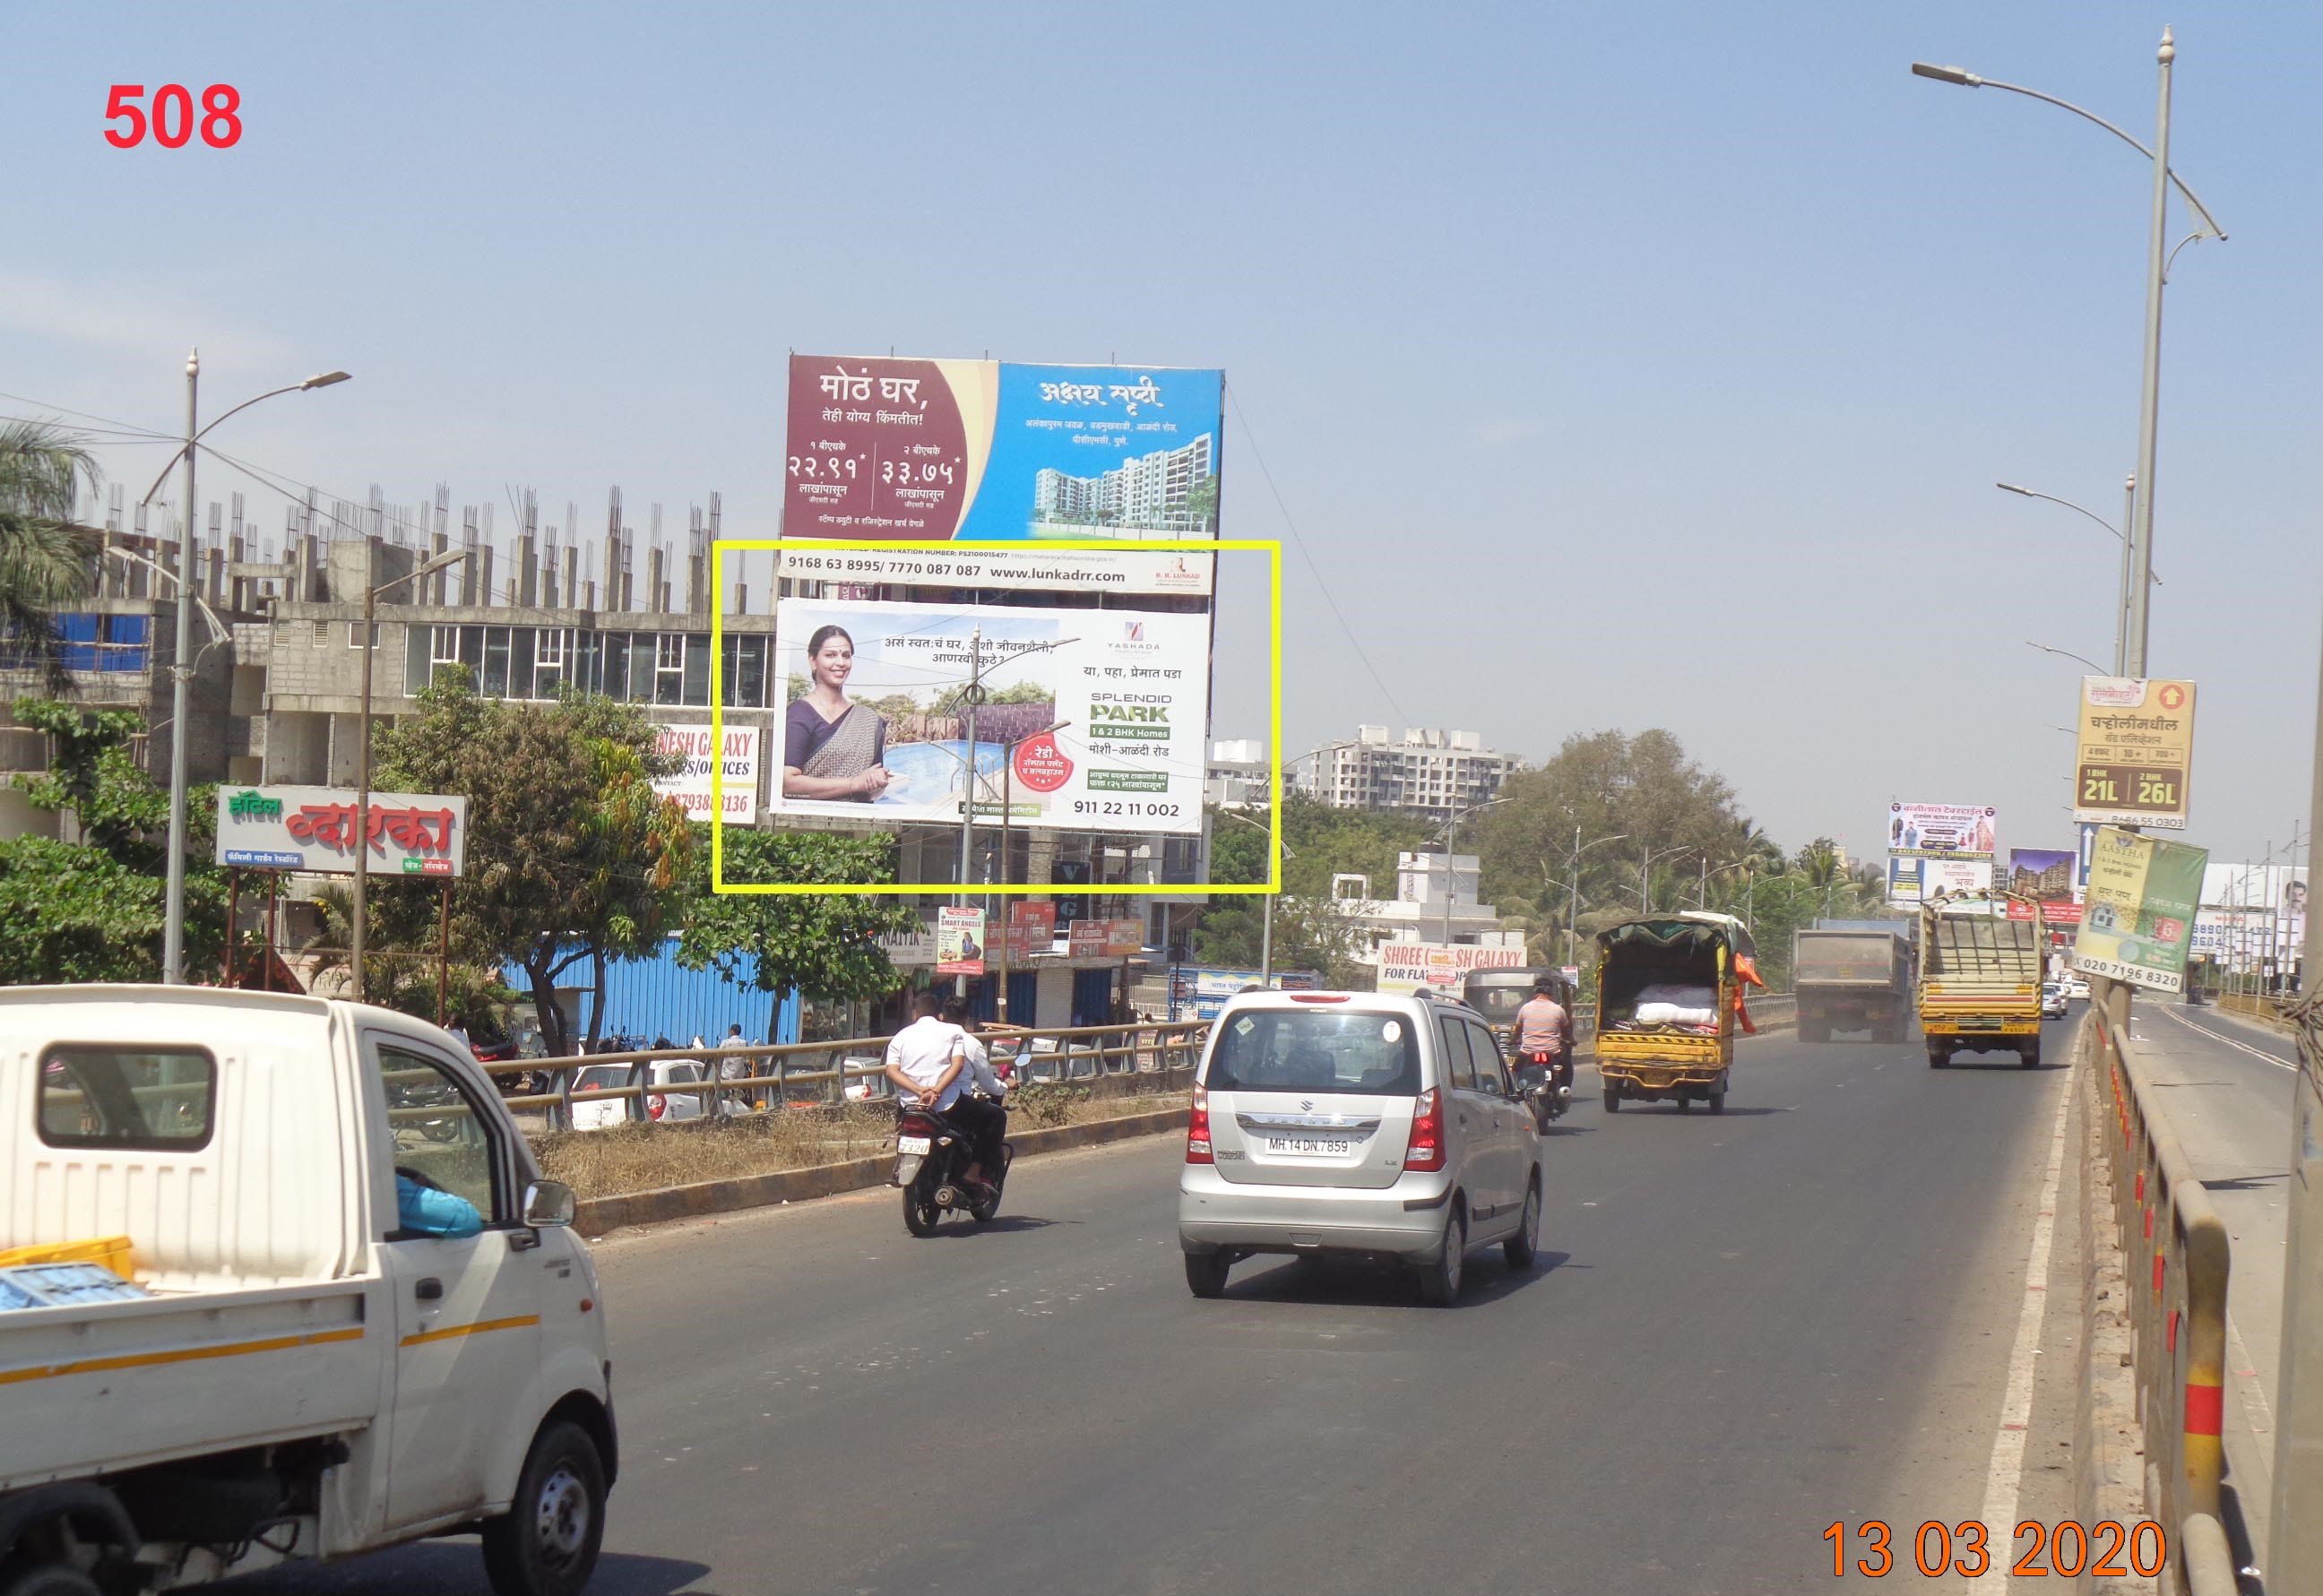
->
[[2086, 979, 2238, 1596], [479, 1020, 1214, 1131]]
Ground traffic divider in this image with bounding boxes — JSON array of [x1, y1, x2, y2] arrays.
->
[[2086, 977, 2234, 1596]]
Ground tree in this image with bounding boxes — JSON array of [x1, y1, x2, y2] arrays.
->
[[295, 881, 520, 1031], [1477, 728, 1760, 946], [368, 669, 692, 1057], [675, 828, 920, 1002], [0, 421, 99, 685], [2, 698, 225, 983]]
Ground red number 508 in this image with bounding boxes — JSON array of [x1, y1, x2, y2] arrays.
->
[[105, 84, 242, 149]]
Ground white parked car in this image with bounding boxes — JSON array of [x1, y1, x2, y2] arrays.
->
[[567, 1060, 710, 1129]]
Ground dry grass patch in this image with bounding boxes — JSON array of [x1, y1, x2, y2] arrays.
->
[[531, 1087, 1187, 1201]]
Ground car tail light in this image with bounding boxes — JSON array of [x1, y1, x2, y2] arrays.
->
[[1403, 1088, 1445, 1171], [647, 1093, 667, 1120], [1186, 1083, 1213, 1163], [1288, 993, 1349, 1004]]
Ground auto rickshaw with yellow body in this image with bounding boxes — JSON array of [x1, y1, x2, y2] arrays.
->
[[1593, 911, 1758, 1115]]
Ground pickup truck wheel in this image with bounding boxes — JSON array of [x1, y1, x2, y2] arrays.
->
[[482, 1420, 608, 1596], [1927, 1042, 1949, 1069], [1707, 1081, 1727, 1115], [0, 1566, 101, 1596]]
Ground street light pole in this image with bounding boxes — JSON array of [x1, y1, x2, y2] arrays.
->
[[1567, 830, 1627, 967], [352, 547, 470, 1002], [1998, 479, 2158, 676], [1914, 32, 2225, 684], [145, 358, 351, 983], [1438, 797, 1507, 947], [160, 349, 198, 983], [2125, 28, 2173, 678]]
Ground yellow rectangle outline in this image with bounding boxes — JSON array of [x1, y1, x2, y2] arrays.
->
[[710, 538, 1281, 895]]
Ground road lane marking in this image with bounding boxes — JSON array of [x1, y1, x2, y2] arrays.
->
[[1970, 1068, 2071, 1595], [2159, 1007, 2297, 1072]]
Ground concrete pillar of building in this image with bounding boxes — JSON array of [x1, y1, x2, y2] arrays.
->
[[517, 535, 538, 608], [476, 545, 495, 608], [645, 547, 666, 616]]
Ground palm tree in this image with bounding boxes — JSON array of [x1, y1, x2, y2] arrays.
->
[[0, 420, 100, 683]]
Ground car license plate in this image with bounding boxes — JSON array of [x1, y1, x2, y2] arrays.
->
[[1265, 1135, 1351, 1156], [897, 1135, 932, 1155]]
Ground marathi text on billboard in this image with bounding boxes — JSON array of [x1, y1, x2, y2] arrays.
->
[[215, 786, 469, 877], [784, 357, 1223, 543], [652, 724, 761, 824], [2074, 676, 2196, 831], [1887, 856, 1993, 906], [1887, 802, 1998, 859], [769, 597, 1208, 835]]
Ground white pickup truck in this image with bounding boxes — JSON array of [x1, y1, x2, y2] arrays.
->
[[0, 987, 616, 1596]]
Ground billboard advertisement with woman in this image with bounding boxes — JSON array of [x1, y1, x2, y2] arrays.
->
[[772, 598, 1208, 835]]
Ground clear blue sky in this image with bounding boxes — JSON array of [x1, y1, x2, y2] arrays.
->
[[5, 3, 2318, 867]]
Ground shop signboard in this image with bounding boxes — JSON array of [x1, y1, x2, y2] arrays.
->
[[2073, 677, 2196, 830], [2073, 827, 2208, 993], [1887, 856, 1993, 906], [215, 786, 468, 876]]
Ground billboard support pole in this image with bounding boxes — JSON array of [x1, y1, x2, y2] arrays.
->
[[954, 627, 981, 1000], [996, 754, 1012, 1022], [223, 868, 240, 988]]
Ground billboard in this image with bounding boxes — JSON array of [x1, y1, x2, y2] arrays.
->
[[2198, 862, 2307, 970], [2074, 828, 2206, 992], [1003, 902, 1057, 961], [1170, 966, 1325, 1021], [770, 597, 1208, 834], [1374, 942, 1526, 996], [1067, 918, 1144, 958], [2006, 847, 2081, 925], [774, 545, 1213, 597], [215, 786, 468, 876], [2074, 676, 2196, 830], [1887, 803, 1998, 858], [1887, 856, 1993, 906], [784, 357, 1223, 542], [652, 724, 761, 824]]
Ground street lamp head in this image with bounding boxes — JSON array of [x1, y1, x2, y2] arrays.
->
[[410, 547, 472, 582], [1996, 482, 2034, 496], [300, 370, 352, 390], [1911, 61, 1982, 87]]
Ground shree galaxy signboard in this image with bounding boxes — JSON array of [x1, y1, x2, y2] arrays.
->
[[214, 786, 469, 876], [783, 357, 1223, 542]]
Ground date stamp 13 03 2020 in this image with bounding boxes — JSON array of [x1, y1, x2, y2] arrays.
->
[[1823, 1520, 2168, 1580]]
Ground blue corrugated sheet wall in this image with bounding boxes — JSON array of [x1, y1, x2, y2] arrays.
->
[[505, 936, 802, 1048]]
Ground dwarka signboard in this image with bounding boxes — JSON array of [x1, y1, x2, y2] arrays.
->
[[2073, 827, 2207, 993], [215, 786, 468, 876], [2074, 677, 2196, 830]]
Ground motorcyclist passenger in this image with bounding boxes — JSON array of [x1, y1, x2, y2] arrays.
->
[[940, 996, 1009, 1194]]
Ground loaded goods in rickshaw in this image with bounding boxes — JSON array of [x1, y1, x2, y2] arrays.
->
[[1917, 891, 2046, 1067], [1592, 912, 1761, 1115]]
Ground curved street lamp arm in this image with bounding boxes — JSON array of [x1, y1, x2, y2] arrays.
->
[[1932, 76, 2220, 241], [1997, 483, 2163, 584], [2025, 639, 2108, 674]]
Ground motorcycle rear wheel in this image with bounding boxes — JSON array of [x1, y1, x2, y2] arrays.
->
[[903, 1179, 941, 1237]]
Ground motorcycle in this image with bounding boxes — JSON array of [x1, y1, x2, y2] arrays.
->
[[893, 1092, 1014, 1236], [1516, 1048, 1573, 1130]]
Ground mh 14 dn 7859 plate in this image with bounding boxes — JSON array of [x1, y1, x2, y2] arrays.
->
[[1265, 1136, 1351, 1156]]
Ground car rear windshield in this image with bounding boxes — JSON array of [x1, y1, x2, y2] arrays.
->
[[1205, 1009, 1421, 1096]]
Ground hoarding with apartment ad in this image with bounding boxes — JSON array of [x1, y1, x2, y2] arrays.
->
[[783, 357, 1223, 542], [2073, 827, 2207, 993], [2073, 676, 2196, 830], [1886, 802, 1998, 858], [771, 598, 1208, 835], [1887, 856, 1994, 906], [652, 724, 761, 823], [2004, 847, 2084, 925]]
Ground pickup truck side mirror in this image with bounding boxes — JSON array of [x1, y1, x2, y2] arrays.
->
[[522, 1179, 577, 1229]]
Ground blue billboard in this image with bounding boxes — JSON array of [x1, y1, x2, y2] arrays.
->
[[784, 356, 1222, 542]]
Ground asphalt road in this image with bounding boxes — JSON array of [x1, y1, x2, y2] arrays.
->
[[256, 1014, 2094, 1596]]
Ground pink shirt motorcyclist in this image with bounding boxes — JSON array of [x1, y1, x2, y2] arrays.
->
[[1514, 992, 1572, 1057]]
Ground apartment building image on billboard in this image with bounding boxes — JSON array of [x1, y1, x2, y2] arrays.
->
[[1032, 434, 1216, 537]]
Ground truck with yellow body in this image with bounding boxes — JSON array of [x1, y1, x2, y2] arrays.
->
[[1918, 893, 2046, 1068]]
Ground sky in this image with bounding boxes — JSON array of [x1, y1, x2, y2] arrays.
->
[[4, 2, 2319, 867]]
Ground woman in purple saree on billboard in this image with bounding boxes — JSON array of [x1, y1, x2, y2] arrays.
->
[[782, 625, 891, 802]]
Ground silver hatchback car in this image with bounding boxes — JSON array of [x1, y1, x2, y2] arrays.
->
[[1178, 988, 1544, 1305]]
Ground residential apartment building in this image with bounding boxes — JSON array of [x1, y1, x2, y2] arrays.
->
[[1300, 725, 1513, 824], [1031, 433, 1214, 534], [1205, 738, 1269, 809]]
